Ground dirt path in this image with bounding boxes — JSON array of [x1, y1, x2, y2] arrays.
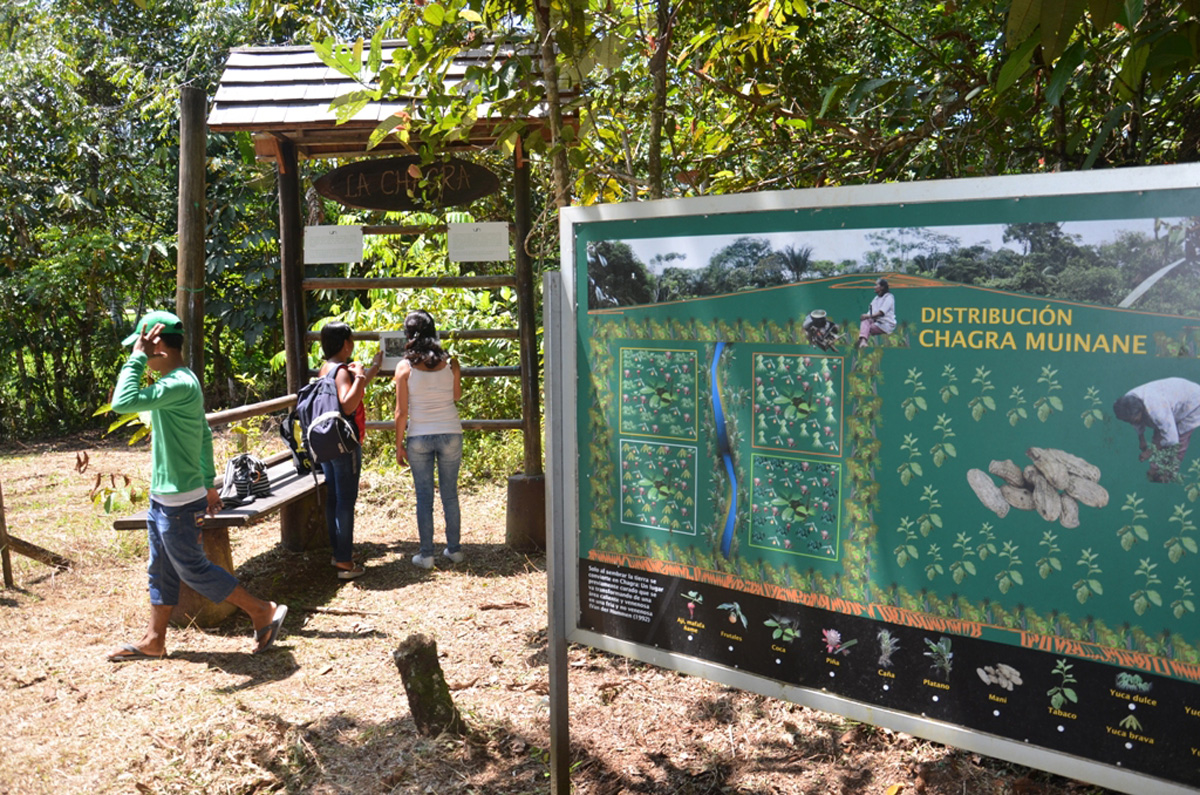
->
[[0, 435, 1113, 794]]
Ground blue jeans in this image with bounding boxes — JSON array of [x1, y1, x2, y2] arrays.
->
[[407, 434, 462, 557], [147, 496, 239, 606], [320, 448, 361, 564]]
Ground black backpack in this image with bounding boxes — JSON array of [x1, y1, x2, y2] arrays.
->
[[282, 365, 360, 473]]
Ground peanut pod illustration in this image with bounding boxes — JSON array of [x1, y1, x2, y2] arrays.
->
[[967, 448, 1105, 528], [967, 469, 1009, 518]]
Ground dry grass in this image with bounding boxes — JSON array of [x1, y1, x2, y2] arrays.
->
[[0, 432, 1116, 795]]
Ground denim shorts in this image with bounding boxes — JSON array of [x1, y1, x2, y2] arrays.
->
[[146, 496, 239, 606]]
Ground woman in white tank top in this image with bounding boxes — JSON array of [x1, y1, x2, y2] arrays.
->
[[394, 310, 464, 569]]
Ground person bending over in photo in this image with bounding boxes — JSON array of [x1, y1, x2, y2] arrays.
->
[[1112, 377, 1200, 482]]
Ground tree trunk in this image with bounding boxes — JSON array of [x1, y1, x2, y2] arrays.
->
[[392, 633, 466, 736], [647, 0, 672, 199], [534, 0, 572, 208]]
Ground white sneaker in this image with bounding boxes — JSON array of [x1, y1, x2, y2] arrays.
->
[[412, 553, 435, 569], [443, 549, 465, 564]]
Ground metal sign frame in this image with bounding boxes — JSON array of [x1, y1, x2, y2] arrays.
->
[[548, 164, 1200, 795]]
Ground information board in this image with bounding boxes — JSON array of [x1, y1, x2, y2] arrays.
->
[[553, 165, 1200, 794]]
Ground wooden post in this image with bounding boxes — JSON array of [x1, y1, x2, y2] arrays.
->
[[505, 143, 547, 551], [275, 136, 325, 551], [0, 482, 13, 588], [176, 86, 207, 375], [513, 143, 542, 477], [277, 137, 306, 395], [392, 634, 466, 736]]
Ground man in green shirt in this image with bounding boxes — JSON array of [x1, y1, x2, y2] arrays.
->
[[106, 311, 286, 661]]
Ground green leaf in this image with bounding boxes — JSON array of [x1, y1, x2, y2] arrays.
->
[[423, 4, 447, 26], [983, 396, 996, 410], [1045, 40, 1085, 106], [459, 8, 483, 22], [943, 443, 957, 457], [1089, 0, 1122, 29], [1148, 590, 1162, 606], [1048, 395, 1064, 411], [1116, 42, 1149, 102], [1007, 0, 1043, 45], [368, 30, 384, 73], [914, 396, 928, 411], [997, 36, 1040, 93], [910, 462, 923, 477], [1011, 570, 1024, 585], [1183, 537, 1199, 554], [1041, 0, 1088, 62], [963, 561, 977, 575], [1063, 687, 1078, 703], [1089, 579, 1103, 595], [1051, 691, 1065, 709], [1134, 525, 1149, 541], [1037, 403, 1052, 422], [1119, 0, 1144, 28]]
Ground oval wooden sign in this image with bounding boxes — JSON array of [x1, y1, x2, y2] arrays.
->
[[313, 156, 501, 211]]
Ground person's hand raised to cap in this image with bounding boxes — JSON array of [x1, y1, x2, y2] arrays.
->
[[133, 323, 167, 357]]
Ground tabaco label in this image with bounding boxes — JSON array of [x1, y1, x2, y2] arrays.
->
[[1048, 707, 1077, 719], [313, 156, 500, 211]]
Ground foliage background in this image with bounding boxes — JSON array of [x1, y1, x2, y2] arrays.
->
[[3, 0, 1198, 470]]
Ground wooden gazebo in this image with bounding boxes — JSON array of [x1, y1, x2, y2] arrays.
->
[[199, 42, 565, 549]]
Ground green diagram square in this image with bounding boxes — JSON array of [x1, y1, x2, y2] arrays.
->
[[748, 454, 842, 560], [619, 347, 698, 440], [751, 352, 844, 455], [619, 440, 699, 535]]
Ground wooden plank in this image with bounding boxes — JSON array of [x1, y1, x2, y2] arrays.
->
[[303, 275, 517, 290], [3, 535, 73, 571], [112, 457, 322, 531]]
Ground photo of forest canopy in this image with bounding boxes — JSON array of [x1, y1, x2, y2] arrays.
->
[[586, 218, 1200, 319]]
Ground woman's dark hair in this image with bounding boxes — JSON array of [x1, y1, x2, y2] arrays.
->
[[404, 310, 447, 368], [1113, 393, 1146, 424], [876, 278, 890, 293], [320, 322, 353, 360]]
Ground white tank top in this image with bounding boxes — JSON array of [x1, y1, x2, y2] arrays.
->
[[406, 366, 462, 437]]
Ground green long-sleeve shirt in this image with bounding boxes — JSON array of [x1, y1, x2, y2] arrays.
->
[[111, 352, 216, 496]]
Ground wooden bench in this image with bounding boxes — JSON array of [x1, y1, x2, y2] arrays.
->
[[113, 450, 327, 625]]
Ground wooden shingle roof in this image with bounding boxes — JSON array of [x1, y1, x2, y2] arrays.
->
[[208, 42, 567, 161]]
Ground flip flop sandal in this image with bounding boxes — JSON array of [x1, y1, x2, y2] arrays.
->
[[253, 604, 288, 655], [108, 644, 166, 663]]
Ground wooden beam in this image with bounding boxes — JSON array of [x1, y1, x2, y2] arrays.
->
[[3, 534, 73, 573], [277, 138, 306, 394], [176, 86, 207, 377], [514, 145, 543, 476], [303, 276, 516, 290]]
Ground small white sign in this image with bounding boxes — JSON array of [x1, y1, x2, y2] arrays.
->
[[448, 222, 510, 262], [304, 225, 364, 264], [379, 332, 407, 370]]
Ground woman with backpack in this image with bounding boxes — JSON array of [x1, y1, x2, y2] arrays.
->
[[319, 322, 383, 580], [393, 310, 463, 569]]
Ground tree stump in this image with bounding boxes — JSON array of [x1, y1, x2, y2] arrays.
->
[[392, 633, 466, 736]]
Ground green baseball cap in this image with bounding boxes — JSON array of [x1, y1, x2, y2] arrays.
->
[[122, 310, 185, 346]]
